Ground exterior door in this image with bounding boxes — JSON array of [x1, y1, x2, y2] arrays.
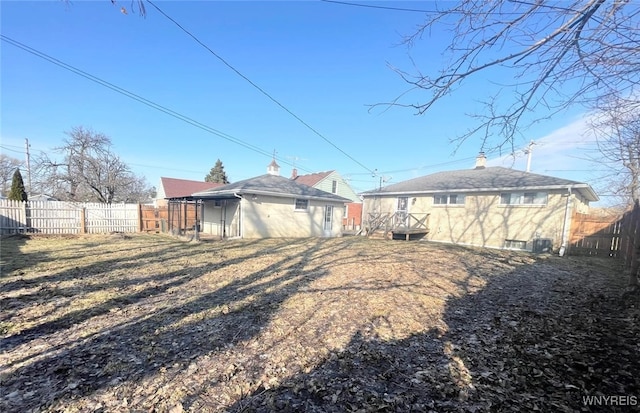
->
[[396, 197, 409, 227], [324, 205, 334, 232]]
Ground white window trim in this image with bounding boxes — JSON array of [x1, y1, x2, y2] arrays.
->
[[433, 194, 465, 206], [294, 198, 309, 211], [499, 191, 548, 206]]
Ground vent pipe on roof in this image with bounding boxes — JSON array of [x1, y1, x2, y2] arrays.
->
[[291, 168, 298, 179], [475, 152, 487, 169]]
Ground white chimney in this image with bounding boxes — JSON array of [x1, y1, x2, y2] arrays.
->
[[267, 158, 280, 176], [290, 168, 298, 179], [475, 152, 486, 169]]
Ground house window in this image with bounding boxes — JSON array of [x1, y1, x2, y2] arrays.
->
[[213, 200, 223, 208], [500, 192, 547, 205], [505, 239, 527, 250], [294, 199, 309, 210], [434, 194, 465, 205]]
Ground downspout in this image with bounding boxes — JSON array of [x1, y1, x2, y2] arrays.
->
[[559, 185, 573, 256], [235, 193, 243, 239]]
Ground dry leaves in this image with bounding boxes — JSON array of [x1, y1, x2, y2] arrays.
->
[[0, 234, 638, 412]]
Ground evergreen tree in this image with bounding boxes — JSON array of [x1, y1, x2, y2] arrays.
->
[[205, 159, 230, 184], [8, 169, 28, 201]]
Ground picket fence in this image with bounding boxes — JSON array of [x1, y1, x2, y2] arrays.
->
[[0, 200, 140, 235]]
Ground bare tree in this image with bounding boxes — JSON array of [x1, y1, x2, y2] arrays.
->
[[36, 126, 153, 203], [0, 154, 24, 196], [381, 1, 640, 152], [590, 96, 640, 206]]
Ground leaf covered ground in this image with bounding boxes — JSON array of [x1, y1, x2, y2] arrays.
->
[[1, 234, 638, 412]]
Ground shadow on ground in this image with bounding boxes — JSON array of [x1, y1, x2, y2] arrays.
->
[[0, 237, 361, 411], [226, 256, 640, 412]]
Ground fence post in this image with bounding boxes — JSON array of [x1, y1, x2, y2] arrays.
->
[[80, 207, 87, 234], [629, 201, 640, 287], [138, 203, 143, 232], [21, 201, 28, 233]]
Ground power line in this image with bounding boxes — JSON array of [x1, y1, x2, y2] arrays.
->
[[0, 34, 315, 175], [146, 0, 376, 175], [321, 0, 577, 15], [3, 142, 207, 177], [320, 0, 434, 13], [346, 148, 504, 176], [0, 145, 26, 154]]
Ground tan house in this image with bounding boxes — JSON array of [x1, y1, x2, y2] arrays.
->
[[192, 160, 349, 239], [291, 169, 362, 231], [361, 153, 599, 252]]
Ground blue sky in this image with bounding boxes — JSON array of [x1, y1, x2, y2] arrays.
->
[[1, 1, 607, 203]]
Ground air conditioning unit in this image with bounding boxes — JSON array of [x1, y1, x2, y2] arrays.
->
[[532, 238, 553, 253]]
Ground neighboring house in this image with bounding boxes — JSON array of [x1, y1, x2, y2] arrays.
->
[[361, 153, 599, 252], [156, 177, 223, 206], [192, 161, 349, 239], [28, 193, 59, 201], [292, 169, 362, 231]]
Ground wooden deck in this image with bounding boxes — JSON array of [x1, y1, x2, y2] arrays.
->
[[391, 227, 429, 241], [365, 212, 430, 241]]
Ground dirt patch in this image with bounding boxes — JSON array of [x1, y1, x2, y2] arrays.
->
[[1, 234, 638, 412]]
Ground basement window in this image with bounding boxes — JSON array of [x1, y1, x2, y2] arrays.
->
[[294, 199, 309, 210], [504, 239, 527, 250]]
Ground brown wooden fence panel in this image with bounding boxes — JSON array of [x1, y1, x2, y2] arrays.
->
[[620, 202, 640, 284], [141, 205, 168, 232], [167, 200, 199, 234], [570, 203, 640, 286], [569, 211, 623, 257]]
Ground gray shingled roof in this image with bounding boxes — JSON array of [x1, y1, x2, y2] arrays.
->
[[362, 167, 598, 201], [192, 174, 350, 202]]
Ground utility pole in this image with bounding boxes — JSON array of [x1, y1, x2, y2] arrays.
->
[[524, 140, 536, 172], [25, 138, 32, 195]]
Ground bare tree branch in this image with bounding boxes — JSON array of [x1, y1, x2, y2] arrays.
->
[[378, 0, 640, 151], [33, 126, 153, 203]]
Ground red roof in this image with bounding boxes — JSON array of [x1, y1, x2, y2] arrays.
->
[[160, 177, 224, 199], [293, 171, 333, 187]]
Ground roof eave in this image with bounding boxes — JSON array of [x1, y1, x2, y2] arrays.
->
[[193, 189, 348, 203], [362, 184, 599, 201]]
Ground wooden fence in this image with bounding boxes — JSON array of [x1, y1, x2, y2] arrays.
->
[[140, 205, 168, 232], [570, 202, 640, 284], [0, 200, 140, 234], [569, 210, 624, 257]]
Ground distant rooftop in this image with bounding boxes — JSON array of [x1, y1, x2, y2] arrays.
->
[[192, 174, 349, 202], [160, 177, 223, 199], [293, 171, 333, 187]]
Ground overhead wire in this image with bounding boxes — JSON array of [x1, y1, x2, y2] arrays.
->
[[320, 0, 435, 13], [0, 145, 27, 154], [146, 0, 377, 175], [321, 0, 579, 15], [0, 34, 316, 175], [2, 141, 211, 178]]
